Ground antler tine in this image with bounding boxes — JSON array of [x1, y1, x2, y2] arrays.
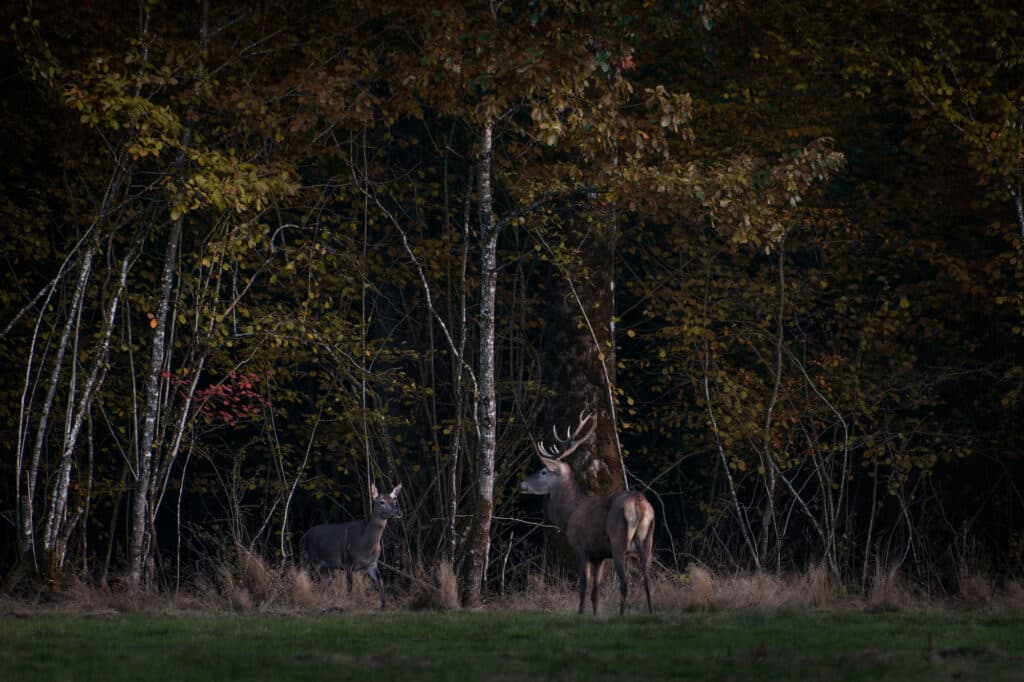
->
[[551, 423, 564, 445], [551, 411, 595, 445], [553, 428, 594, 460], [538, 412, 598, 461], [569, 411, 595, 440]]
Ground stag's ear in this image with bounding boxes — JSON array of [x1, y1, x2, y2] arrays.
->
[[390, 483, 402, 498], [538, 455, 561, 472], [370, 481, 379, 499]]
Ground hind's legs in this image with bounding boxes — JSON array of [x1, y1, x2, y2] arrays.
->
[[368, 564, 385, 608]]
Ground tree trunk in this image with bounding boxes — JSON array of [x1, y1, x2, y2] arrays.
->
[[462, 119, 497, 607], [42, 243, 133, 580], [127, 0, 207, 590], [127, 217, 182, 589], [18, 239, 96, 572], [544, 214, 624, 495]]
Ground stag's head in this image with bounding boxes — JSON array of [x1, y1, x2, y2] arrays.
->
[[370, 482, 403, 519], [518, 412, 596, 496], [519, 455, 572, 496]]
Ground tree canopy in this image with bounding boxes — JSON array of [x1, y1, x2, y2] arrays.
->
[[1, 0, 1021, 596]]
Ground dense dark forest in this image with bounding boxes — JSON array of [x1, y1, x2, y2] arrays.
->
[[1, 0, 1022, 602]]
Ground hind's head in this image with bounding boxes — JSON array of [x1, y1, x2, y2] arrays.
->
[[370, 482, 402, 519]]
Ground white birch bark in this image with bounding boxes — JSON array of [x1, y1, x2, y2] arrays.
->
[[464, 118, 497, 606], [18, 241, 96, 565], [42, 244, 134, 575], [127, 0, 208, 589], [127, 216, 183, 587]]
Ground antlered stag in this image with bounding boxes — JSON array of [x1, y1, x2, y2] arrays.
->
[[302, 482, 401, 608], [519, 413, 655, 615]]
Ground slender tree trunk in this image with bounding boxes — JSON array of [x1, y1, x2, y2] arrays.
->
[[448, 186, 472, 564], [127, 217, 182, 588], [42, 243, 134, 579], [1002, 176, 1024, 247], [758, 239, 786, 571], [462, 119, 497, 607], [128, 0, 208, 589], [17, 240, 96, 572]]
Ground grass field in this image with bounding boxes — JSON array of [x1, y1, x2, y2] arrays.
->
[[1, 609, 1022, 681]]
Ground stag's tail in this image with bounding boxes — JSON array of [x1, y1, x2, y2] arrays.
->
[[622, 492, 655, 556]]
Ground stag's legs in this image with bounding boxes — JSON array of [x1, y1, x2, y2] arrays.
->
[[577, 553, 593, 615], [345, 566, 354, 594], [613, 553, 628, 616], [591, 560, 608, 615], [641, 529, 654, 613]]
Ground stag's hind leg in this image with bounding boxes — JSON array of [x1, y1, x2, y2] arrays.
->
[[612, 546, 629, 616], [640, 531, 654, 613], [613, 559, 628, 616]]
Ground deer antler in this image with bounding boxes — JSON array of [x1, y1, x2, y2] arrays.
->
[[536, 411, 596, 461]]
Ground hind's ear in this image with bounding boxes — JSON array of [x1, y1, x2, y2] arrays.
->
[[370, 481, 379, 499], [390, 483, 402, 498]]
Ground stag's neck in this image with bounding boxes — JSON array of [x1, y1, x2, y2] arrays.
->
[[546, 475, 587, 530]]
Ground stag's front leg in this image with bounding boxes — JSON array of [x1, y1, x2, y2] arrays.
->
[[577, 552, 593, 615], [590, 559, 608, 615]]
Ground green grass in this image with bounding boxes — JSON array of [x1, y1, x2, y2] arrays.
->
[[1, 610, 1022, 681]]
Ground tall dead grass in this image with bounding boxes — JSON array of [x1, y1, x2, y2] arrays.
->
[[866, 561, 912, 611], [0, 550, 407, 615], [492, 562, 923, 614], [6, 556, 1023, 616], [213, 550, 399, 612], [407, 559, 461, 611]]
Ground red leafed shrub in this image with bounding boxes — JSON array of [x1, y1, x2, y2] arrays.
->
[[160, 370, 271, 426]]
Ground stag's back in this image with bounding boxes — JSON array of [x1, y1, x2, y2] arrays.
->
[[563, 490, 653, 560]]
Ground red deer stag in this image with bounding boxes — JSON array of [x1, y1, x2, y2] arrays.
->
[[302, 482, 401, 608], [519, 413, 654, 615]]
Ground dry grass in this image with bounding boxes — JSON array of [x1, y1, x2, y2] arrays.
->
[[866, 562, 912, 611], [647, 563, 839, 611], [957, 571, 997, 609], [290, 567, 318, 608], [5, 557, 1023, 617], [1005, 579, 1024, 610], [0, 550, 406, 616], [498, 572, 576, 613], [492, 562, 919, 615], [437, 560, 459, 610], [407, 559, 461, 611]]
